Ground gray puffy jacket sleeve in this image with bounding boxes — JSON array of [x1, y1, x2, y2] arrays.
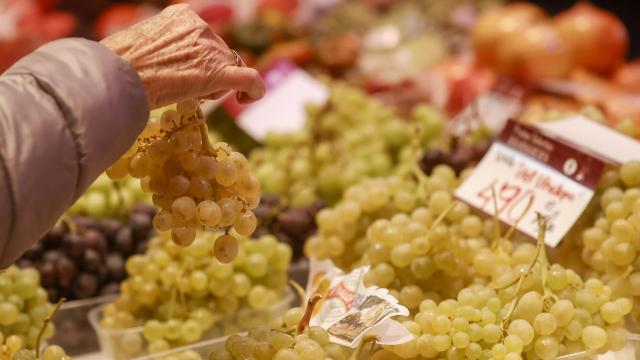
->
[[0, 38, 149, 267]]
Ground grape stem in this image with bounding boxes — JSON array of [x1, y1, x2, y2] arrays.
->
[[111, 180, 125, 217], [288, 280, 307, 306], [199, 123, 215, 157], [490, 187, 502, 248], [60, 213, 78, 235], [162, 119, 204, 140], [501, 214, 547, 332], [297, 293, 322, 335], [503, 194, 534, 240], [349, 333, 378, 360], [425, 201, 458, 252], [36, 298, 65, 358]]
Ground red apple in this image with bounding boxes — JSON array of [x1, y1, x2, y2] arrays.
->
[[613, 61, 640, 93], [554, 2, 628, 74], [472, 3, 547, 67], [496, 21, 574, 81]]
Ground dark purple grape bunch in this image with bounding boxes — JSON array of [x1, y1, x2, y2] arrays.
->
[[252, 195, 324, 261], [419, 138, 492, 176], [17, 204, 157, 302]]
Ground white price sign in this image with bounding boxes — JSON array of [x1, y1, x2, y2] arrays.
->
[[455, 120, 605, 247]]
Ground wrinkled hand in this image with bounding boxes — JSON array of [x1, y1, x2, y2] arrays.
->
[[101, 4, 265, 109]]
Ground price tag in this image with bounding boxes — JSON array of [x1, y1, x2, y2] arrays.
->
[[455, 120, 605, 247], [223, 59, 329, 141], [535, 115, 640, 165]]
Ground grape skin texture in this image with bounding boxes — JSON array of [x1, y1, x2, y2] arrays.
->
[[106, 100, 260, 263]]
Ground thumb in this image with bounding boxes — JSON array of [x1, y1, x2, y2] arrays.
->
[[218, 66, 266, 102]]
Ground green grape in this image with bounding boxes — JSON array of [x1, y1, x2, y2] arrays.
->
[[533, 313, 557, 336], [283, 308, 305, 329], [41, 345, 67, 360], [245, 254, 269, 278], [143, 319, 164, 342], [581, 325, 607, 349], [0, 302, 19, 326], [181, 319, 203, 343], [534, 335, 559, 360], [12, 349, 36, 360], [270, 332, 294, 350]]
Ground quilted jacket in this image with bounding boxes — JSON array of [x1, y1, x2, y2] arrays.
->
[[0, 38, 149, 267]]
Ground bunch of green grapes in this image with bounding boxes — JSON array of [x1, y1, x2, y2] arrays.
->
[[579, 161, 640, 322], [67, 173, 149, 218], [304, 165, 468, 266], [106, 100, 260, 261], [69, 107, 222, 220], [249, 83, 444, 206], [305, 164, 494, 303], [99, 231, 292, 358], [211, 294, 354, 360], [0, 267, 55, 350], [0, 333, 70, 360], [386, 224, 631, 360], [212, 325, 351, 360]]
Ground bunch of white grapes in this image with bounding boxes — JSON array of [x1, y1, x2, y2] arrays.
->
[[0, 332, 70, 360], [67, 173, 149, 218], [210, 296, 353, 360], [211, 325, 350, 360], [579, 161, 640, 323], [386, 231, 631, 360], [106, 100, 260, 263], [100, 231, 292, 358], [249, 83, 444, 206], [306, 165, 491, 303], [0, 267, 55, 350]]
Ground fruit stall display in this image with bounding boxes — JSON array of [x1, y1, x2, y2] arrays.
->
[[6, 1, 640, 360]]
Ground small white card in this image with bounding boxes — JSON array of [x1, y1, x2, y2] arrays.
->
[[455, 120, 605, 247], [223, 60, 328, 141], [536, 115, 640, 165]]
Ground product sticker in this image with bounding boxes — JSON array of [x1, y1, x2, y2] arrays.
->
[[455, 119, 605, 247], [305, 259, 413, 348]]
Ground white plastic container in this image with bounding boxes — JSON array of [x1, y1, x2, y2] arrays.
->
[[88, 290, 294, 360], [118, 332, 640, 360], [51, 294, 117, 356]]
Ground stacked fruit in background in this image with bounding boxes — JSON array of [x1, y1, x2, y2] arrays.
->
[[472, 2, 628, 81], [67, 174, 149, 219], [300, 159, 633, 359], [577, 161, 640, 326], [0, 267, 56, 350], [246, 83, 447, 259], [17, 204, 156, 302], [96, 231, 292, 358], [249, 83, 443, 207], [251, 195, 325, 261], [0, 0, 76, 73], [247, 81, 500, 262]]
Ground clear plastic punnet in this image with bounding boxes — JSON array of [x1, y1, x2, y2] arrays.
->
[[88, 289, 293, 360]]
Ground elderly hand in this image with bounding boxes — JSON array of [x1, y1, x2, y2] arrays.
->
[[101, 4, 265, 109]]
